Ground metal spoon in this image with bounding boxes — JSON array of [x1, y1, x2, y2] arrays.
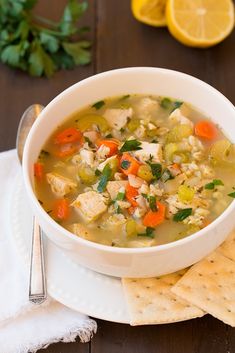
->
[[16, 104, 47, 304]]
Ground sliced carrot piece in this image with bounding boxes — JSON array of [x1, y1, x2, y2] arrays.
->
[[143, 201, 166, 227], [34, 162, 44, 181], [128, 206, 136, 215], [195, 120, 218, 140], [54, 127, 82, 145], [126, 183, 139, 207], [53, 199, 70, 220], [120, 153, 141, 176], [97, 139, 119, 157]]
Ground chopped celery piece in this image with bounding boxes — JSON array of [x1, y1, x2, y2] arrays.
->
[[166, 124, 193, 143], [164, 143, 178, 162], [210, 139, 235, 166], [137, 164, 153, 182], [108, 158, 119, 177], [76, 114, 109, 132], [127, 119, 140, 132], [78, 166, 97, 185], [178, 185, 195, 202], [126, 219, 138, 237]]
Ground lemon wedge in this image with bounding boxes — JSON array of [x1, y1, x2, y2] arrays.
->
[[131, 0, 167, 27], [166, 0, 235, 48]]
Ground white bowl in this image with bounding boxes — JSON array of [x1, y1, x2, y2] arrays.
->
[[23, 67, 235, 278]]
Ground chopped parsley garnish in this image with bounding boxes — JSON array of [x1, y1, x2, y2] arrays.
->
[[120, 94, 130, 100], [148, 196, 157, 211], [120, 127, 125, 133], [39, 150, 50, 158], [92, 100, 105, 110], [148, 163, 162, 180], [228, 192, 235, 198], [116, 191, 125, 201], [95, 169, 101, 176], [120, 139, 142, 152], [151, 139, 158, 143], [173, 208, 192, 222], [105, 133, 113, 138], [138, 227, 155, 238], [97, 164, 112, 193], [160, 97, 172, 109], [161, 169, 174, 183], [160, 97, 183, 112], [84, 136, 93, 147], [205, 179, 224, 190], [115, 204, 122, 214], [121, 160, 131, 170]]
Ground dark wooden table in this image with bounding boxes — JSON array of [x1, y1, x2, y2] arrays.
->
[[1, 1, 235, 352]]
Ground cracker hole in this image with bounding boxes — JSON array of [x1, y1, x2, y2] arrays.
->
[[230, 271, 234, 274], [206, 297, 210, 301], [198, 273, 203, 277], [227, 309, 232, 313], [214, 272, 218, 275], [210, 260, 214, 263]]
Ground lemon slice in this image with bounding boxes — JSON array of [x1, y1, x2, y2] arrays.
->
[[131, 0, 167, 27], [166, 0, 235, 48]]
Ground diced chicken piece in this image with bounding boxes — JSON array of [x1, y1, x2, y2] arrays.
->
[[83, 130, 99, 144], [70, 223, 91, 240], [134, 142, 162, 163], [46, 172, 77, 197], [80, 149, 94, 167], [72, 191, 107, 222], [133, 207, 147, 219], [97, 145, 110, 160], [103, 214, 126, 227], [169, 108, 194, 128], [135, 97, 159, 120], [134, 125, 146, 139], [116, 200, 131, 209], [97, 155, 117, 172], [104, 108, 133, 130], [128, 174, 146, 188], [106, 181, 128, 200]]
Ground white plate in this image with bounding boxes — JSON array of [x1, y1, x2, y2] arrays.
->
[[11, 175, 130, 323]]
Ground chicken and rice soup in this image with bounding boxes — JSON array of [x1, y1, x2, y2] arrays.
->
[[34, 95, 235, 248]]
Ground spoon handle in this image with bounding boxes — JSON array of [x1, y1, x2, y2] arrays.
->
[[29, 217, 46, 304]]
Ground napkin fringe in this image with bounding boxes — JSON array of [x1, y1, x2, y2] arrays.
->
[[14, 318, 97, 353]]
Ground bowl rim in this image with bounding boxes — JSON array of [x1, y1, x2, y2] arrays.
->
[[23, 66, 235, 254]]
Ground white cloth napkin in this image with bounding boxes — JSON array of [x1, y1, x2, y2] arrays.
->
[[0, 150, 97, 353]]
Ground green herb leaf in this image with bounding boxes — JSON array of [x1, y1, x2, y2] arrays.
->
[[95, 169, 101, 176], [213, 179, 224, 186], [148, 195, 157, 211], [39, 32, 59, 53], [161, 169, 174, 183], [120, 139, 142, 153], [92, 100, 105, 110], [173, 208, 192, 222], [84, 136, 93, 147], [62, 41, 91, 65], [0, 0, 91, 77], [121, 160, 131, 170], [59, 0, 88, 36], [97, 164, 112, 193], [205, 182, 215, 190], [160, 98, 172, 109], [105, 133, 113, 138], [148, 163, 162, 180], [29, 41, 56, 77], [116, 191, 125, 201], [173, 101, 183, 111], [228, 192, 235, 198], [205, 179, 224, 190], [138, 227, 155, 238]]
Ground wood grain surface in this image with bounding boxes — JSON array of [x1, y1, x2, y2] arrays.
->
[[0, 1, 234, 352]]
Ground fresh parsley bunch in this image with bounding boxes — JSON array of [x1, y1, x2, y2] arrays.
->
[[0, 0, 91, 77]]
